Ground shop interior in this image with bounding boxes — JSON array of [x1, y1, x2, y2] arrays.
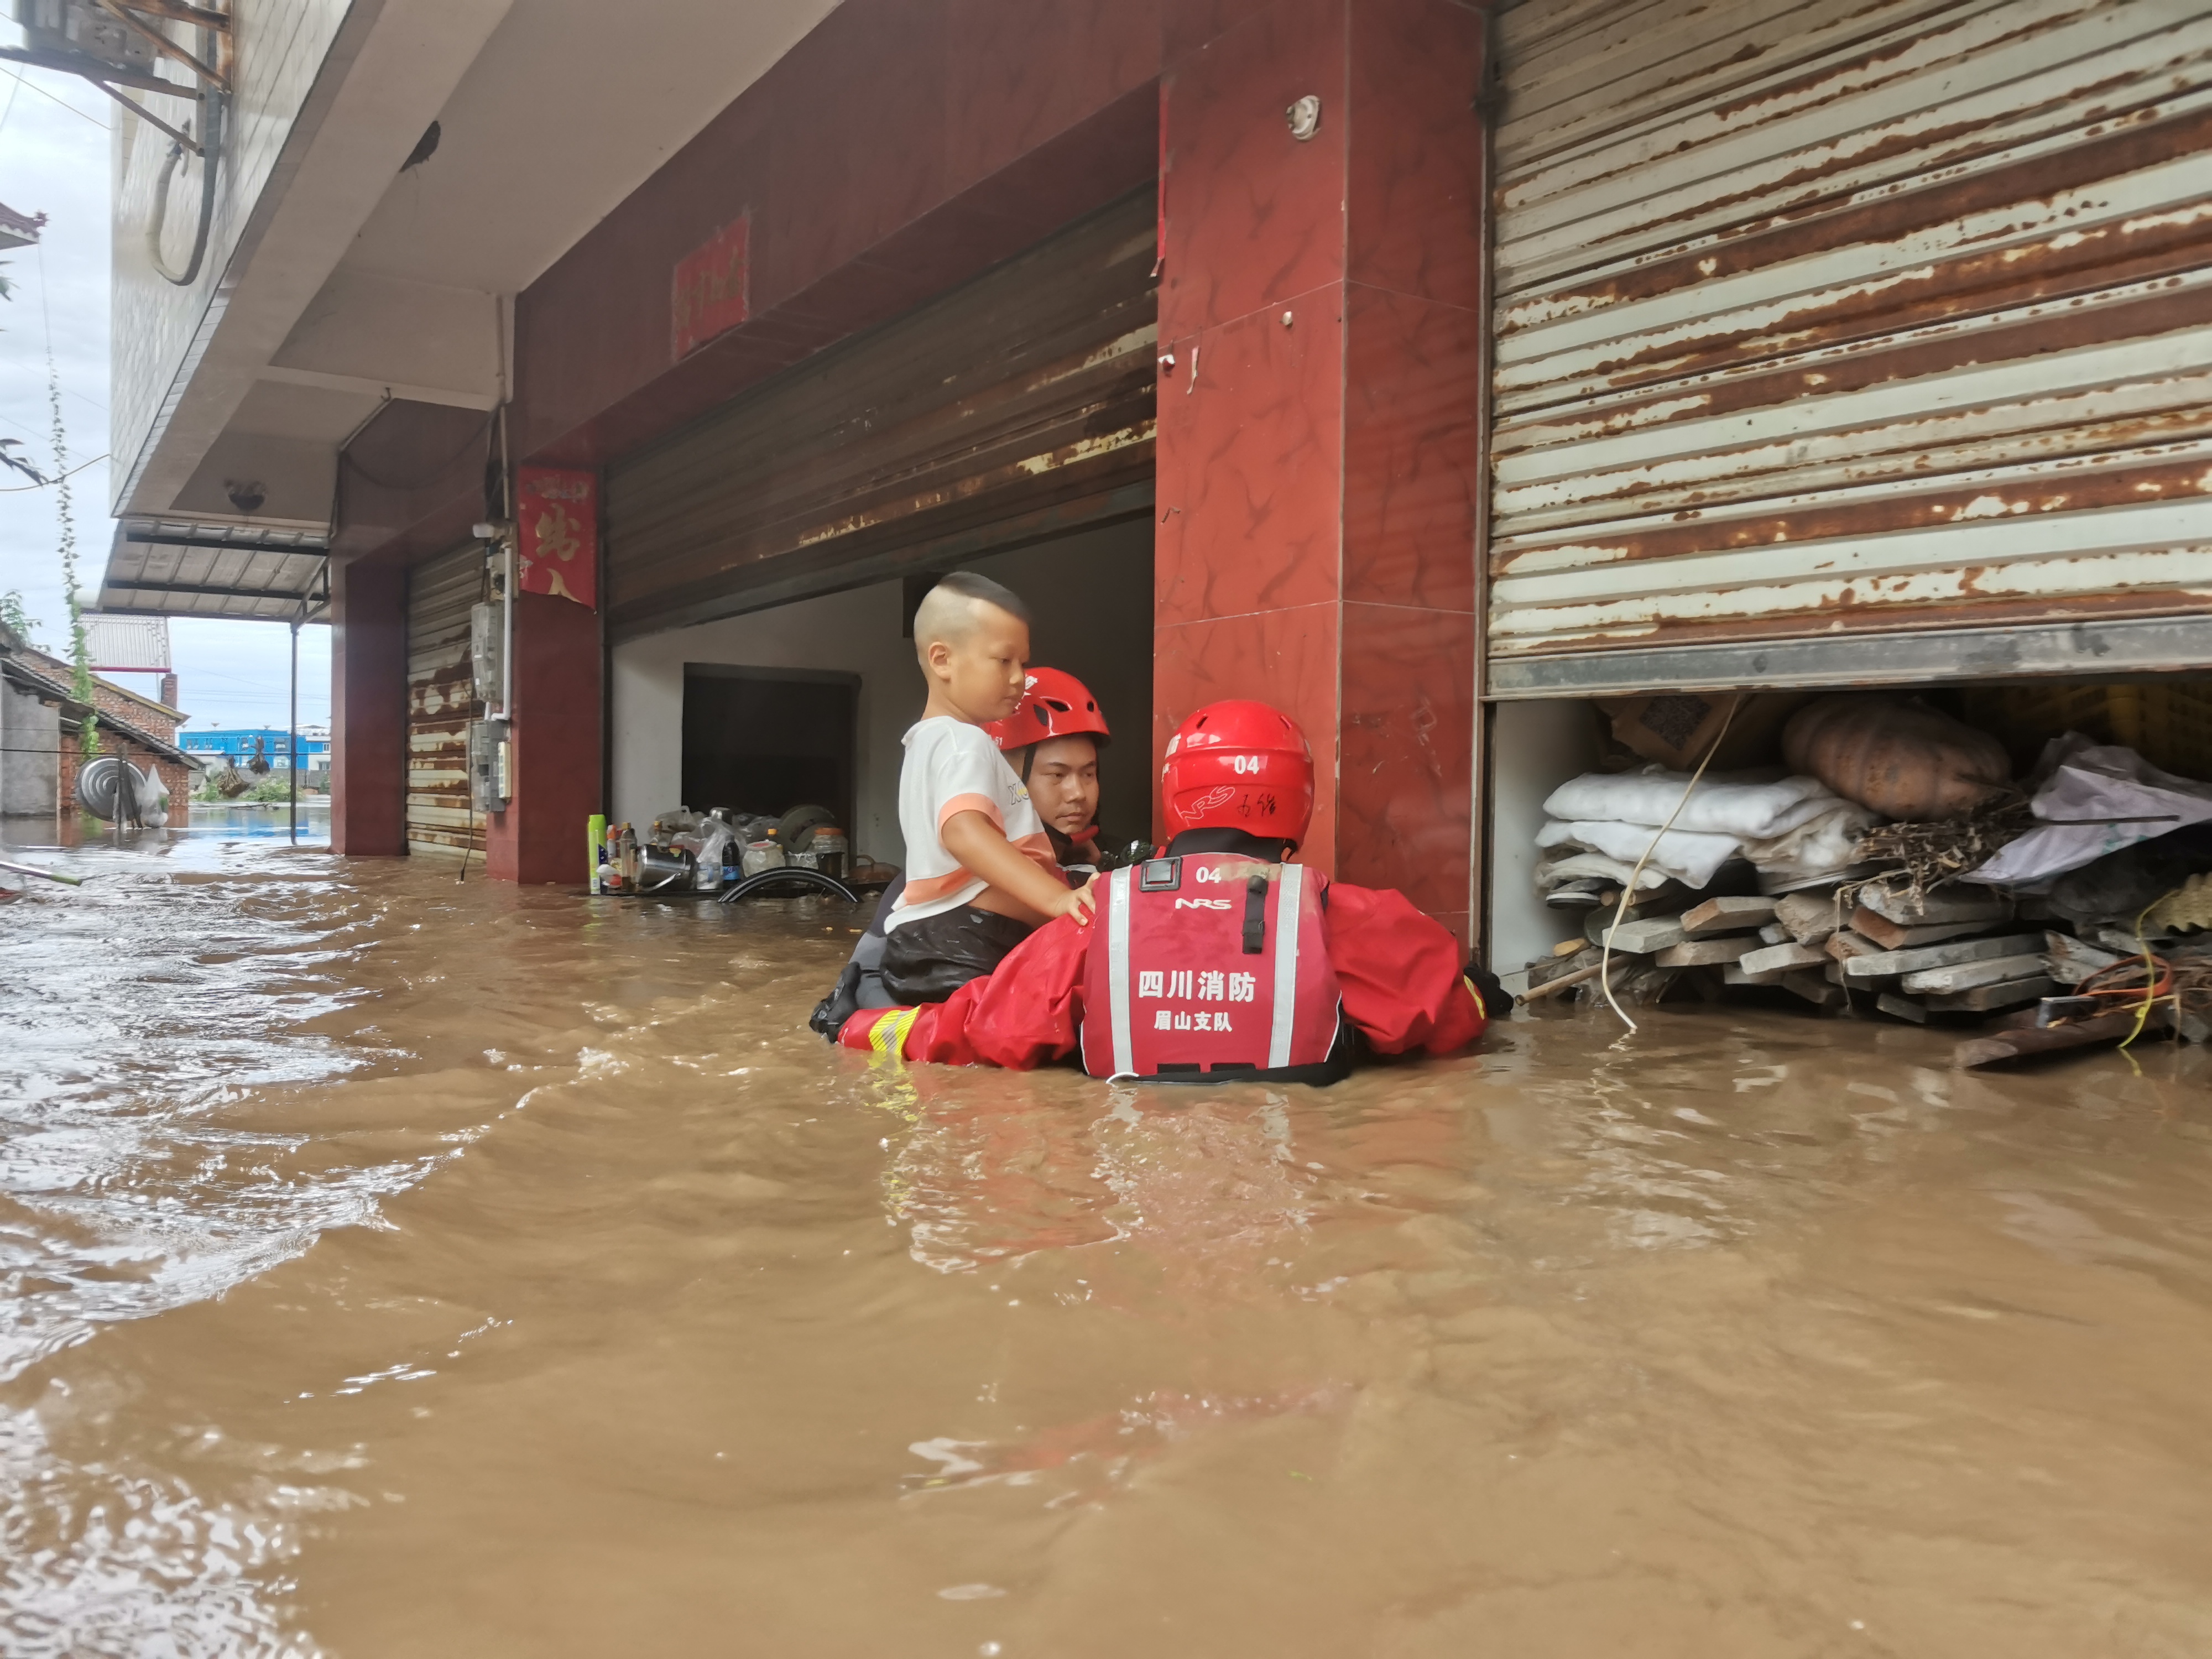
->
[[609, 515, 1155, 886], [679, 667, 859, 839], [1489, 676, 2212, 1061]]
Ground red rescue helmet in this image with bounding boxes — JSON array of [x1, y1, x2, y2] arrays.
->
[[1160, 700, 1314, 846], [983, 666, 1110, 752]]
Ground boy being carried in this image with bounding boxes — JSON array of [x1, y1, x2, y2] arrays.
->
[[807, 665, 1113, 1038], [883, 573, 1093, 1003]]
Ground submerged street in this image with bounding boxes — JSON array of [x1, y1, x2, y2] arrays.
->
[[1, 839, 2208, 1655]]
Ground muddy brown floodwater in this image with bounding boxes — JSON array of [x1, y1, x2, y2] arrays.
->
[[3, 835, 2211, 1656]]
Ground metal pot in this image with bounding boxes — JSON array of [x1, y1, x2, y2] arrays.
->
[[635, 845, 696, 893]]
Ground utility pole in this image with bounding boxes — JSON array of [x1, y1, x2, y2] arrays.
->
[[288, 614, 299, 845]]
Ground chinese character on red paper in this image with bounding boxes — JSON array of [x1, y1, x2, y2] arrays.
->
[[515, 466, 597, 608], [671, 215, 750, 360]]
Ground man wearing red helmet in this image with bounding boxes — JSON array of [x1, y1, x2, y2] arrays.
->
[[810, 667, 1117, 1038], [837, 700, 1500, 1080], [982, 665, 1113, 874]]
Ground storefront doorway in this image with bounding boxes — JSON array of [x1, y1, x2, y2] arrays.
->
[[679, 666, 858, 834]]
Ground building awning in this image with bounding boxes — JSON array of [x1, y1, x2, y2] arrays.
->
[[98, 520, 330, 623]]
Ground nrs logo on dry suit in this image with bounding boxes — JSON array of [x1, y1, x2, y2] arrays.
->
[[839, 700, 1498, 1082]]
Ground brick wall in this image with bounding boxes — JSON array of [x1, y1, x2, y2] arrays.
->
[[56, 737, 192, 818], [87, 683, 181, 743]]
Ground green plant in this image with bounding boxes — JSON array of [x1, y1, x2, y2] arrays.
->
[[0, 589, 36, 642], [197, 772, 322, 805], [38, 271, 93, 754]]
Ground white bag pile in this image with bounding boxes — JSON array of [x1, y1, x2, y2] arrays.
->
[[1535, 768, 1880, 894]]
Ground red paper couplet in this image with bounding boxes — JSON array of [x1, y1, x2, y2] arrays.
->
[[515, 466, 598, 608]]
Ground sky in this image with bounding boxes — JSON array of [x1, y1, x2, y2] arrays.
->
[[0, 54, 329, 731]]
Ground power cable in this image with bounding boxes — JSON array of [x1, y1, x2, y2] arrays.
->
[[0, 452, 107, 491], [1597, 694, 1745, 1035], [0, 66, 109, 130]]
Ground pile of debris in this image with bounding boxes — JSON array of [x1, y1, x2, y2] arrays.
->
[[1512, 689, 2212, 1066]]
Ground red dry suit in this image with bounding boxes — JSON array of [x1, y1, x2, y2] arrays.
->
[[847, 851, 1489, 1078]]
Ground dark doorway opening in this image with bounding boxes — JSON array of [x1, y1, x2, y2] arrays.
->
[[681, 665, 858, 828]]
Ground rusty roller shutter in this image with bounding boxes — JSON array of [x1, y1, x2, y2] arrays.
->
[[1485, 0, 2212, 695], [606, 189, 1157, 640], [405, 545, 483, 857]]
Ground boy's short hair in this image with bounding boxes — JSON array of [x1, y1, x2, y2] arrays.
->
[[914, 571, 1031, 651]]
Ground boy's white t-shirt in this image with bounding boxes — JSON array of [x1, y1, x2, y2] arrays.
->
[[889, 716, 1058, 931]]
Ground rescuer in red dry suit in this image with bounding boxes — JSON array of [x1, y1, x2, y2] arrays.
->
[[810, 667, 1116, 1037], [837, 700, 1499, 1082]]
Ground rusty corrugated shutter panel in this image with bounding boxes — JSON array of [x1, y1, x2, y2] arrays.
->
[[604, 189, 1157, 641], [405, 545, 483, 857], [1486, 0, 2212, 691]]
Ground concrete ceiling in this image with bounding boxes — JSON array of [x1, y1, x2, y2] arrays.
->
[[129, 0, 839, 531], [342, 0, 838, 296], [227, 379, 383, 444]]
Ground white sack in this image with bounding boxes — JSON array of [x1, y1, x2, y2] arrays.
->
[[1537, 819, 1744, 890], [1541, 768, 1840, 840], [1533, 852, 1676, 894], [1740, 801, 1880, 881], [1969, 734, 2212, 887]]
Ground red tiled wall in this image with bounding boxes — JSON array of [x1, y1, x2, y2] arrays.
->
[[331, 559, 408, 857], [1155, 0, 1486, 937], [484, 591, 602, 885]]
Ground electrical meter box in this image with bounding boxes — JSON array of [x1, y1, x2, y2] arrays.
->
[[469, 602, 505, 706], [467, 718, 511, 812]]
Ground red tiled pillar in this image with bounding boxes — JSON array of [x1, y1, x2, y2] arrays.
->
[[1154, 0, 1485, 937], [331, 557, 408, 856], [484, 591, 603, 884]]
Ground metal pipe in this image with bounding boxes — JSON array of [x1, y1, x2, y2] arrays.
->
[[0, 858, 84, 886], [288, 615, 299, 845], [498, 403, 514, 721], [147, 86, 223, 286]]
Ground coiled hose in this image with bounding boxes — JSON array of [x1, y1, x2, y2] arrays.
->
[[76, 755, 170, 827]]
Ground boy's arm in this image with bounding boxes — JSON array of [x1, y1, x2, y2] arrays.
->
[[942, 809, 1094, 922]]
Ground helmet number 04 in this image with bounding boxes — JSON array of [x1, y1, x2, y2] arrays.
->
[[1231, 755, 1264, 774]]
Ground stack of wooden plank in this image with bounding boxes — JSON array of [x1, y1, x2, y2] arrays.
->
[[1780, 884, 2058, 1024], [1521, 890, 1850, 1010], [1505, 866, 2212, 1072]]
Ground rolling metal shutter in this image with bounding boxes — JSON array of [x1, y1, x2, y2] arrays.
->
[[1486, 0, 2212, 696], [606, 188, 1157, 641], [405, 545, 483, 857]]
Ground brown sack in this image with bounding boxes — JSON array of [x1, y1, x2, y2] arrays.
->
[[1781, 695, 2011, 821], [1596, 691, 1811, 772]]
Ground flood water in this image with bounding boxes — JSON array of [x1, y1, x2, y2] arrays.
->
[[3, 836, 2210, 1656]]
